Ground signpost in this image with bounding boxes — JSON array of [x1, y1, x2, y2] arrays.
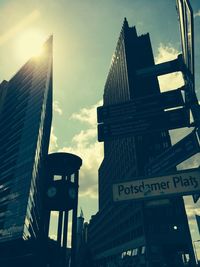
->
[[177, 0, 200, 202], [97, 0, 200, 202], [98, 107, 189, 142], [113, 168, 200, 202]]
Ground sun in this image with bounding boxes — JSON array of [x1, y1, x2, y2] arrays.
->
[[15, 29, 46, 62]]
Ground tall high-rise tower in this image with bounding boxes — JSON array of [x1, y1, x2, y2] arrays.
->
[[88, 19, 195, 267], [0, 36, 53, 266]]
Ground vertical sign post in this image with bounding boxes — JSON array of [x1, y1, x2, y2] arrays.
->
[[176, 0, 200, 202]]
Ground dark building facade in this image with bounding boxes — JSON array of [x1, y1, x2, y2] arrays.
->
[[88, 19, 195, 267], [0, 36, 53, 266]]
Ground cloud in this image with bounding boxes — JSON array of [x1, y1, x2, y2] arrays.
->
[[177, 153, 200, 170], [60, 133, 103, 199], [184, 196, 200, 234], [169, 127, 200, 171], [49, 127, 58, 153], [70, 100, 102, 125], [169, 127, 193, 145], [60, 100, 103, 199], [0, 10, 40, 46], [49, 218, 72, 247], [51, 211, 58, 218], [194, 10, 200, 18], [72, 128, 96, 146], [49, 100, 104, 200], [155, 43, 184, 91], [155, 44, 179, 64], [53, 101, 63, 115]]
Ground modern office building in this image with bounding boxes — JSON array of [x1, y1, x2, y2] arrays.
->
[[76, 213, 93, 267], [77, 209, 84, 253], [0, 36, 53, 266], [88, 19, 195, 267]]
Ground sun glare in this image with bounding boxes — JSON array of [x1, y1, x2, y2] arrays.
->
[[15, 29, 46, 62]]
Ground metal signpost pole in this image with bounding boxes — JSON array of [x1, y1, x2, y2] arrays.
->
[[176, 0, 200, 203]]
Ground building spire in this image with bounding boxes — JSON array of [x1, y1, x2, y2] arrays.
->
[[80, 208, 84, 218], [121, 17, 130, 36], [123, 17, 129, 28]]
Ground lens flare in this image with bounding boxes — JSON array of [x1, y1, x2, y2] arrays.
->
[[15, 29, 45, 61]]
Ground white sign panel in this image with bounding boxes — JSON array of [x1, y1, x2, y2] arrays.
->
[[113, 169, 200, 202]]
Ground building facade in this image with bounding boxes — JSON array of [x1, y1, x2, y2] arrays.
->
[[88, 19, 195, 267], [0, 36, 53, 266]]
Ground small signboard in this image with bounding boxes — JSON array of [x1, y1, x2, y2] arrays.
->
[[97, 89, 184, 123], [145, 130, 200, 175], [113, 168, 200, 202], [98, 107, 189, 142]]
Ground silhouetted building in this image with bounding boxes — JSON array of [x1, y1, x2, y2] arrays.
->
[[45, 152, 82, 267], [0, 36, 53, 266], [76, 211, 94, 267], [88, 19, 195, 267], [77, 209, 84, 253]]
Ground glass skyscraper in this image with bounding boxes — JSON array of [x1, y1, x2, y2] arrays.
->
[[88, 19, 195, 267], [0, 36, 52, 265]]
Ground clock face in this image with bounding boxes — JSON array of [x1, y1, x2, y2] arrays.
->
[[47, 186, 57, 198], [68, 187, 76, 199]]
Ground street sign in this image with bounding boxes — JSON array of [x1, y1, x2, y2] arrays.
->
[[136, 57, 182, 78], [145, 130, 200, 175], [97, 89, 184, 123], [113, 168, 200, 202], [98, 107, 189, 142]]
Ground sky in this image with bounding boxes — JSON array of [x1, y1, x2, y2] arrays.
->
[[0, 0, 200, 253]]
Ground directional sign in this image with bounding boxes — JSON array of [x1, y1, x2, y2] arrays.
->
[[145, 130, 200, 176], [136, 57, 182, 78], [98, 107, 189, 142], [113, 168, 200, 202], [97, 89, 184, 123]]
